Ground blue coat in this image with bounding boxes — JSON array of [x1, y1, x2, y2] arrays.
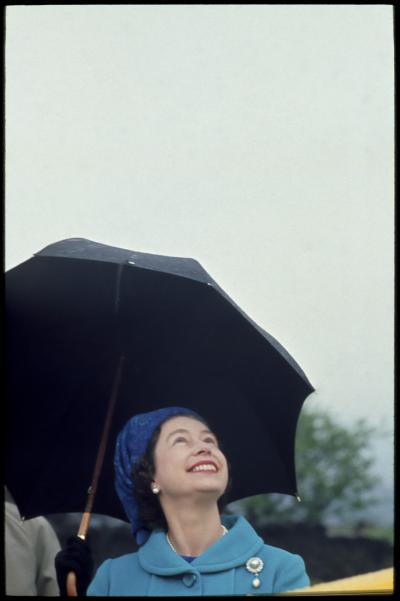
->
[[87, 515, 310, 596]]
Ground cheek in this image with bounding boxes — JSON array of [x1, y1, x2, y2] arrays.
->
[[153, 450, 182, 485], [153, 451, 166, 484], [219, 455, 229, 482]]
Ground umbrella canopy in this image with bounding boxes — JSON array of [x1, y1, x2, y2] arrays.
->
[[6, 237, 314, 522]]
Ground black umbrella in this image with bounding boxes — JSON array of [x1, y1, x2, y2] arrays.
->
[[6, 237, 314, 528]]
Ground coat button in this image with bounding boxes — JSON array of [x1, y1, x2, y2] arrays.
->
[[182, 573, 197, 587]]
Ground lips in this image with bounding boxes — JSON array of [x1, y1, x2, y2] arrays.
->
[[187, 460, 219, 473]]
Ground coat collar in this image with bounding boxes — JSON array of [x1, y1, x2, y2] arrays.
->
[[138, 514, 264, 576]]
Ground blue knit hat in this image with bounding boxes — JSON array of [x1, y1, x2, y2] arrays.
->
[[114, 406, 202, 545]]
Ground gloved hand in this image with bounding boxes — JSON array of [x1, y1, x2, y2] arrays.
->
[[55, 536, 94, 596]]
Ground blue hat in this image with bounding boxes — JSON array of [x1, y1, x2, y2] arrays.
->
[[114, 406, 202, 545]]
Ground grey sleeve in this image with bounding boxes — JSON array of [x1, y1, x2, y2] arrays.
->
[[32, 517, 62, 596], [5, 500, 61, 596]]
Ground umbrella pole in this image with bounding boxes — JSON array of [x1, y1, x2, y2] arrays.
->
[[67, 355, 125, 596]]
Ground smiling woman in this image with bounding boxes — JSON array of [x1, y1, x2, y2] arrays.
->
[[131, 413, 232, 540], [55, 407, 311, 596]]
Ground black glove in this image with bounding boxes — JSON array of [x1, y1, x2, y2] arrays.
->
[[55, 536, 94, 596]]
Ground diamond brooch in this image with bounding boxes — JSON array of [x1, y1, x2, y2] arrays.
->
[[245, 556, 264, 588]]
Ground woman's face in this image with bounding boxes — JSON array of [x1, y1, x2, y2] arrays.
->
[[152, 415, 229, 502]]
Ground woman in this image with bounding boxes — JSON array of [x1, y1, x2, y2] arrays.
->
[[56, 406, 310, 595]]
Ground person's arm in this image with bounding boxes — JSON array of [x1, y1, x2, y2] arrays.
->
[[273, 553, 310, 593], [5, 488, 61, 596], [33, 517, 62, 596]]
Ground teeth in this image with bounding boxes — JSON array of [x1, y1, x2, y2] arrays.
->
[[191, 464, 217, 472]]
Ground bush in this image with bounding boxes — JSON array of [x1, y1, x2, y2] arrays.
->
[[238, 407, 380, 528]]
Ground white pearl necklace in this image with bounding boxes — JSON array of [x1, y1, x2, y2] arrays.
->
[[166, 524, 228, 554]]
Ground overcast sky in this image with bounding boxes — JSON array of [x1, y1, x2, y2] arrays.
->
[[5, 5, 394, 492]]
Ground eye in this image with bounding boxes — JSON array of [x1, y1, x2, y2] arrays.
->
[[173, 436, 188, 444], [204, 436, 217, 445]]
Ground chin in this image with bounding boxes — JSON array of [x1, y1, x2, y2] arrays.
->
[[194, 485, 225, 496]]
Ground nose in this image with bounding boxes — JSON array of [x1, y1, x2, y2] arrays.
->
[[194, 441, 212, 455]]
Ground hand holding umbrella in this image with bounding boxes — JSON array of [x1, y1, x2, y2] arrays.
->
[[55, 536, 93, 596]]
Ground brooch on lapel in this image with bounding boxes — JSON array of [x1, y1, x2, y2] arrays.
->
[[246, 556, 264, 589]]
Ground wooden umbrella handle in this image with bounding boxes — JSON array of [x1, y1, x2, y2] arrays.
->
[[77, 512, 91, 540], [65, 356, 125, 596], [66, 513, 91, 596]]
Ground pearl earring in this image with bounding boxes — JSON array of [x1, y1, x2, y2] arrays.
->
[[152, 485, 160, 494]]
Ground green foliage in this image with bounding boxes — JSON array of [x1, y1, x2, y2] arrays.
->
[[238, 407, 380, 528]]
